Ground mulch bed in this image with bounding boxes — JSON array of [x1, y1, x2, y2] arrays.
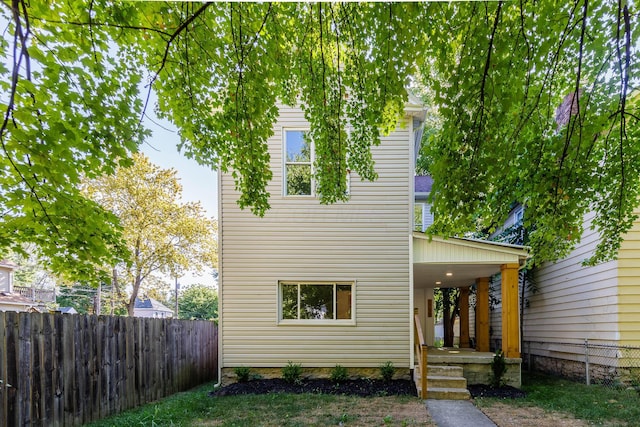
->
[[210, 378, 417, 397], [468, 384, 527, 399], [210, 378, 527, 399]]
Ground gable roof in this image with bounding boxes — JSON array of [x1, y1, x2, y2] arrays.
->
[[415, 176, 433, 194], [134, 297, 173, 313], [0, 260, 18, 270]]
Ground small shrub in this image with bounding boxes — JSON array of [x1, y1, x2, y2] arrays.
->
[[282, 361, 302, 384], [490, 350, 507, 388], [380, 361, 395, 382], [330, 364, 349, 383], [234, 366, 251, 382]]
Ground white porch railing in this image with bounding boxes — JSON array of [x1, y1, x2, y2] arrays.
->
[[13, 286, 56, 302]]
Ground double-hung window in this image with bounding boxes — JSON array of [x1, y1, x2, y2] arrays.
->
[[284, 130, 313, 196], [280, 281, 354, 322]]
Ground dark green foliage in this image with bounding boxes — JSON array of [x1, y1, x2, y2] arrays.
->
[[282, 361, 303, 384], [330, 364, 349, 383], [56, 284, 96, 314], [380, 361, 395, 382], [490, 350, 507, 388], [178, 284, 218, 321], [234, 366, 251, 383]]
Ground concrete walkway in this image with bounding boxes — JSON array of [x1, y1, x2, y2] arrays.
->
[[426, 400, 497, 427]]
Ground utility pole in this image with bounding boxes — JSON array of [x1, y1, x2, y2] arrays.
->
[[95, 282, 101, 315], [111, 267, 117, 315], [174, 276, 180, 318]]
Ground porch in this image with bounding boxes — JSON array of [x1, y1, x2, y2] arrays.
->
[[412, 233, 529, 399], [427, 347, 521, 386]]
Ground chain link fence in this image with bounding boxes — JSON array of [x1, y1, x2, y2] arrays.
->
[[523, 340, 640, 392]]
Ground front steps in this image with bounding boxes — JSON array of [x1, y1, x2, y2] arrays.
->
[[415, 365, 471, 400]]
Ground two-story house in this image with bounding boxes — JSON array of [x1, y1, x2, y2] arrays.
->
[[217, 104, 529, 396]]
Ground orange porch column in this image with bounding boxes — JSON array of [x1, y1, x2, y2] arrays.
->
[[475, 277, 490, 352], [501, 263, 521, 358], [459, 286, 470, 348]]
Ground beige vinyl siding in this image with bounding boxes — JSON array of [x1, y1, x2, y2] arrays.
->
[[523, 211, 619, 362], [220, 105, 412, 368], [617, 211, 640, 347]]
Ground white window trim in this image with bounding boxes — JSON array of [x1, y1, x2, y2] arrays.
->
[[277, 280, 356, 326], [283, 128, 315, 197]]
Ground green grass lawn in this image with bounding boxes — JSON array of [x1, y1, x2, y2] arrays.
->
[[88, 383, 433, 427], [474, 371, 640, 426], [90, 372, 640, 427]]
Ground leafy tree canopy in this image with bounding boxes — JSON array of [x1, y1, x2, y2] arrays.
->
[[83, 153, 218, 316], [177, 284, 218, 321], [418, 1, 639, 265], [0, 0, 637, 276]]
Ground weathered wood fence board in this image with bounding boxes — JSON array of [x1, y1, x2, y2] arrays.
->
[[0, 311, 218, 426]]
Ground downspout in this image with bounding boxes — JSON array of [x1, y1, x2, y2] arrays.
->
[[214, 166, 223, 388]]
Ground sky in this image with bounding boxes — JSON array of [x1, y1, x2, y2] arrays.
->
[[141, 102, 219, 288]]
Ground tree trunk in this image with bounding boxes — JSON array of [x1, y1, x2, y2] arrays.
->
[[443, 288, 460, 347], [126, 274, 143, 317], [443, 288, 453, 347]]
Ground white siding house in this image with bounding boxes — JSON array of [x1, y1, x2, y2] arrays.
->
[[133, 297, 174, 318]]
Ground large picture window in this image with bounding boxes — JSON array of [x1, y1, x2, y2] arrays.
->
[[280, 281, 353, 321], [284, 130, 313, 196]]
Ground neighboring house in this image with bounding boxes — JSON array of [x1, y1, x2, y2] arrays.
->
[[483, 201, 640, 384], [218, 103, 529, 392], [518, 210, 640, 382], [133, 297, 174, 318], [56, 306, 78, 314], [0, 260, 39, 312], [414, 176, 434, 232]]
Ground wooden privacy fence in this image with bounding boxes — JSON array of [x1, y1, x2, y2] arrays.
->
[[0, 311, 218, 426]]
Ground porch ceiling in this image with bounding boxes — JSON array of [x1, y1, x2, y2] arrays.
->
[[413, 233, 529, 289]]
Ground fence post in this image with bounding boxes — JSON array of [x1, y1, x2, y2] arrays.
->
[[585, 338, 590, 386]]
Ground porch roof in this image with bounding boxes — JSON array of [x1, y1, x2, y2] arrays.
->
[[413, 233, 530, 289]]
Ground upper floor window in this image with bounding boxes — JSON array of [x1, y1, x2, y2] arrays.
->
[[414, 202, 434, 232], [284, 130, 313, 196], [513, 206, 524, 225]]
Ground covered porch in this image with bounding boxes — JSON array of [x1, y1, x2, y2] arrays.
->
[[412, 233, 529, 398]]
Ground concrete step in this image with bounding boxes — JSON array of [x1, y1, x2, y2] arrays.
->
[[425, 386, 471, 400], [427, 375, 467, 389], [426, 365, 464, 377]]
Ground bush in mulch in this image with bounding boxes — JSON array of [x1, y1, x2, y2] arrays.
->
[[210, 378, 417, 398], [468, 384, 527, 399]]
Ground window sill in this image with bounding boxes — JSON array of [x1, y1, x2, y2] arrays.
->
[[277, 319, 356, 327]]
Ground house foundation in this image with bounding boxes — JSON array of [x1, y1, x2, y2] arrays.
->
[[428, 348, 522, 387], [220, 366, 412, 386]]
